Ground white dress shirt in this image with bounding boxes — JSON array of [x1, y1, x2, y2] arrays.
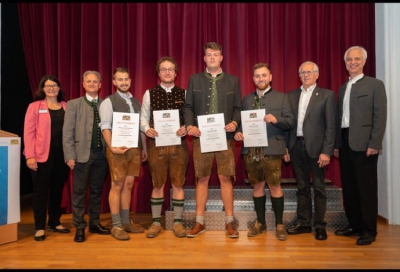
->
[[341, 73, 364, 128], [297, 84, 316, 137]]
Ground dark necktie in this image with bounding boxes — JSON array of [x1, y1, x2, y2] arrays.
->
[[92, 99, 102, 148]]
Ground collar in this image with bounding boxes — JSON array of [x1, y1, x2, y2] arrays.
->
[[300, 84, 317, 93], [117, 90, 133, 99], [348, 73, 364, 84], [206, 68, 223, 78], [256, 87, 272, 97], [160, 84, 175, 93], [85, 93, 98, 102]]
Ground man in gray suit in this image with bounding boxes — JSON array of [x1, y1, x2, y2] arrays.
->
[[234, 63, 294, 241], [334, 46, 387, 246], [285, 61, 336, 241], [63, 70, 110, 242]]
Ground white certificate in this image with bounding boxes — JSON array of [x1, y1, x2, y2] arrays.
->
[[241, 109, 268, 147], [197, 113, 227, 153], [153, 109, 181, 147], [111, 112, 140, 148]]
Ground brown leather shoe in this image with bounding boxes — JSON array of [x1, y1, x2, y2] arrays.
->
[[111, 226, 130, 241], [247, 220, 267, 237], [123, 220, 145, 233], [173, 223, 186, 238], [186, 222, 206, 238], [225, 222, 239, 238]]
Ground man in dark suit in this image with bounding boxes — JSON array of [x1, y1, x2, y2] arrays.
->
[[63, 70, 110, 242], [234, 63, 294, 240], [285, 61, 336, 241], [334, 46, 387, 246], [183, 42, 242, 238]]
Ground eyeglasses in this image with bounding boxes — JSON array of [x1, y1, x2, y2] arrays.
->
[[44, 84, 59, 89], [299, 71, 317, 76], [159, 68, 175, 73]]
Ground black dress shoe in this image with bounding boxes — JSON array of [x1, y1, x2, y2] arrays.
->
[[356, 233, 376, 245], [34, 230, 45, 241], [89, 224, 111, 235], [334, 226, 361, 236], [286, 224, 312, 235], [49, 227, 71, 233], [74, 229, 86, 243], [315, 228, 327, 240]]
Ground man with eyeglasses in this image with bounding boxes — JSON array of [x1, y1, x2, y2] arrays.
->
[[334, 46, 387, 246], [234, 63, 294, 240], [183, 42, 242, 238], [284, 61, 336, 241], [140, 56, 189, 238], [63, 70, 110, 242]]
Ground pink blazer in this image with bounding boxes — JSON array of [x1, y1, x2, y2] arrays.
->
[[23, 99, 67, 162]]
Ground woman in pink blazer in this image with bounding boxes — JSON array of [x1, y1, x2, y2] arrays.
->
[[23, 75, 71, 241]]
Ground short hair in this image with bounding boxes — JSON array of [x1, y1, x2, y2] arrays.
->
[[203, 42, 222, 54], [344, 46, 368, 62], [253, 63, 272, 74], [113, 67, 130, 79], [34, 75, 65, 102], [298, 61, 319, 73], [83, 70, 101, 82], [156, 56, 178, 73]]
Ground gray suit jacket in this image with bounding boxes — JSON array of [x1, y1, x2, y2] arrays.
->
[[287, 86, 336, 158], [63, 96, 105, 163], [240, 89, 294, 155], [335, 76, 387, 151]]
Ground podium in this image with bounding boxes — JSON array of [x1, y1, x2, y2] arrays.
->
[[0, 130, 21, 245]]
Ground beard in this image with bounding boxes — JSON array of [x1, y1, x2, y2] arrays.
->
[[256, 82, 269, 91], [117, 86, 130, 93]]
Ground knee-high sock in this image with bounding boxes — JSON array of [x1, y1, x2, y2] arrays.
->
[[271, 195, 284, 226], [253, 195, 266, 225], [172, 198, 184, 225], [150, 197, 164, 225]]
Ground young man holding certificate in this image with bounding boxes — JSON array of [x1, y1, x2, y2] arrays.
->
[[98, 67, 147, 241], [140, 56, 189, 238], [183, 42, 242, 238], [234, 63, 294, 241]]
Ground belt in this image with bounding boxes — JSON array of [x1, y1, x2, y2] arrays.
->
[[342, 128, 349, 132], [297, 136, 305, 141]]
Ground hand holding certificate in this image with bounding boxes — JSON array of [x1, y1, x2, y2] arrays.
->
[[111, 112, 140, 148], [241, 109, 268, 147], [197, 113, 227, 153], [153, 109, 181, 147]]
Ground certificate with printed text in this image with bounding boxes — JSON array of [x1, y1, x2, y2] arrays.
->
[[153, 109, 181, 147], [197, 113, 227, 153], [111, 112, 140, 148], [241, 109, 268, 147]]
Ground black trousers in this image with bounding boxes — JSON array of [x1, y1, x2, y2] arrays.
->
[[290, 138, 327, 229], [339, 128, 378, 237], [30, 150, 70, 230], [72, 148, 108, 229]]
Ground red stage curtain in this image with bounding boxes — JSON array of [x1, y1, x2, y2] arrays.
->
[[17, 3, 376, 213]]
